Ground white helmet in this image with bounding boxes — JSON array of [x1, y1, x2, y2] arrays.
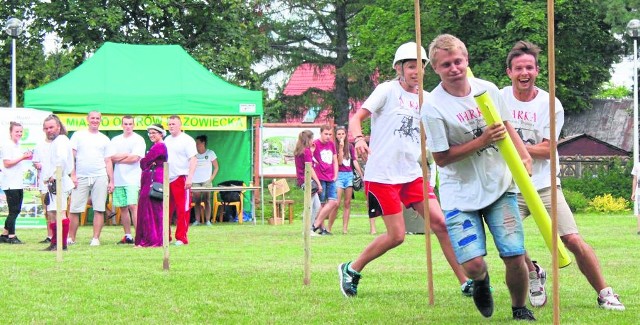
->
[[392, 42, 428, 68]]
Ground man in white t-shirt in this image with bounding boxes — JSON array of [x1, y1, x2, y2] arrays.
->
[[68, 111, 115, 246], [503, 40, 624, 311], [164, 115, 197, 245], [110, 115, 146, 244], [192, 134, 219, 226], [422, 34, 534, 320]]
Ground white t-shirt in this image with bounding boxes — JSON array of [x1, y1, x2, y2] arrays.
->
[[422, 78, 513, 211], [502, 86, 563, 191], [360, 80, 426, 184], [110, 132, 146, 187], [32, 139, 52, 193], [1, 141, 26, 190], [70, 130, 114, 177], [194, 149, 217, 183], [44, 135, 75, 193], [632, 163, 640, 190], [164, 132, 198, 181]]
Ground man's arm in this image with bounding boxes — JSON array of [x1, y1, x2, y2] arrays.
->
[[105, 156, 114, 193], [433, 122, 507, 167], [332, 154, 339, 182], [185, 155, 197, 189], [349, 108, 372, 161], [505, 121, 532, 175]]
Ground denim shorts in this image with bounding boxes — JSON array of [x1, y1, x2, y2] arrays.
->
[[443, 192, 525, 264], [335, 171, 353, 189], [318, 180, 338, 203]]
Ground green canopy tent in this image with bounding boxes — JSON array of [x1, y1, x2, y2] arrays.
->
[[24, 42, 263, 219]]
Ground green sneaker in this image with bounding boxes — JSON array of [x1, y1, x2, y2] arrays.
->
[[338, 262, 361, 297]]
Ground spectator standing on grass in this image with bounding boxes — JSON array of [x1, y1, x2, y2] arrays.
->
[[503, 40, 624, 311], [135, 124, 167, 248], [191, 134, 219, 226], [32, 129, 53, 243], [41, 114, 74, 251], [0, 121, 33, 244], [110, 115, 146, 245], [293, 130, 323, 229], [311, 125, 339, 235], [164, 115, 197, 246], [68, 110, 115, 246], [338, 41, 470, 300], [327, 126, 363, 234], [422, 34, 534, 320]]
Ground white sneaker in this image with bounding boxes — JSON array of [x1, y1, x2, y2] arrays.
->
[[67, 238, 76, 245], [191, 221, 200, 226], [89, 238, 100, 246], [174, 240, 184, 246], [528, 271, 547, 307], [205, 221, 212, 226], [598, 287, 625, 311]]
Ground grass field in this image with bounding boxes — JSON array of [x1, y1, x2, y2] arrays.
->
[[0, 197, 638, 324]]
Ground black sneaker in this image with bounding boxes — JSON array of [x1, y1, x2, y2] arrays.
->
[[117, 237, 134, 245], [338, 262, 362, 297], [513, 306, 536, 321], [7, 236, 23, 244], [312, 226, 324, 236], [40, 237, 52, 244], [472, 274, 494, 318], [0, 235, 8, 243], [321, 228, 333, 236], [42, 244, 67, 251]]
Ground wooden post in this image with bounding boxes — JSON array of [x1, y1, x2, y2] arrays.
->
[[55, 166, 63, 262], [414, 0, 434, 305], [303, 163, 312, 285], [163, 162, 170, 271]]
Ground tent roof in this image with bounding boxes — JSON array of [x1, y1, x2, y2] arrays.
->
[[24, 42, 262, 116]]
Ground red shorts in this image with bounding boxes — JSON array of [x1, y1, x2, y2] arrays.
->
[[364, 177, 436, 218]]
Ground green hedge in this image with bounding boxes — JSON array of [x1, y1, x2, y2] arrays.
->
[[561, 157, 632, 201]]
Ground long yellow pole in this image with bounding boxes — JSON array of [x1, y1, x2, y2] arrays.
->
[[414, 0, 434, 305]]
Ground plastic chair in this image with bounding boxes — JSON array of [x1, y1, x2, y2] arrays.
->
[[268, 179, 293, 225], [212, 180, 244, 224]]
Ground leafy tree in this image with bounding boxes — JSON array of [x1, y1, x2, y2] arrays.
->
[[262, 1, 367, 125]]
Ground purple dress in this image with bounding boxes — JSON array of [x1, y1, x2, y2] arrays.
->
[[135, 142, 168, 247]]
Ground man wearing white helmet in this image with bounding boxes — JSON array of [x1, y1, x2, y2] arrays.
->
[[339, 41, 470, 298]]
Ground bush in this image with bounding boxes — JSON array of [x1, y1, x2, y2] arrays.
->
[[561, 157, 632, 200], [563, 189, 589, 212], [588, 194, 630, 213]]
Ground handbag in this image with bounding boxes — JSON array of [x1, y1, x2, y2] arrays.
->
[[149, 163, 164, 201], [350, 151, 363, 191]]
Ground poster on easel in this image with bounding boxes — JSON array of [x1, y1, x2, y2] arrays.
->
[[0, 107, 52, 227]]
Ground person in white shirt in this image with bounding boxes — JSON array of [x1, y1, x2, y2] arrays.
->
[[41, 114, 75, 251], [68, 111, 115, 246], [110, 115, 146, 244], [422, 34, 534, 320], [32, 130, 53, 243], [503, 40, 624, 311], [192, 134, 219, 226], [0, 121, 33, 244], [164, 115, 197, 245]]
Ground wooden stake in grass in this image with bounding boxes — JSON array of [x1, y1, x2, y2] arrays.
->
[[55, 166, 63, 262], [414, 0, 434, 305], [162, 162, 170, 271], [547, 1, 560, 323], [303, 163, 312, 285]]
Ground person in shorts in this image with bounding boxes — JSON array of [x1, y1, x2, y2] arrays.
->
[[110, 115, 146, 244], [191, 134, 219, 226], [338, 41, 469, 299], [503, 40, 624, 311], [310, 125, 339, 235]]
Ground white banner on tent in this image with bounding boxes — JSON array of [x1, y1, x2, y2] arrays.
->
[[0, 107, 52, 220]]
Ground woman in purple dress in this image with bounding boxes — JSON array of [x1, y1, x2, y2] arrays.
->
[[135, 124, 168, 247]]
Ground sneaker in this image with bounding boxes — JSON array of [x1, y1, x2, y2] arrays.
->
[[312, 226, 323, 236], [513, 306, 536, 321], [528, 271, 547, 307], [461, 279, 474, 297], [191, 220, 200, 226], [89, 238, 100, 246], [67, 238, 76, 245], [0, 235, 8, 243], [472, 274, 494, 318], [117, 236, 134, 245], [42, 244, 67, 251], [7, 236, 23, 244], [338, 262, 362, 297], [321, 228, 333, 236], [597, 287, 625, 311], [532, 261, 546, 285], [40, 237, 52, 244], [205, 221, 212, 226], [174, 240, 184, 246]]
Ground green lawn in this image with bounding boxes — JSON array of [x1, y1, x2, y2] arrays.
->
[[0, 204, 637, 323]]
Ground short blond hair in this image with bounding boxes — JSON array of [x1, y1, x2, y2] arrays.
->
[[428, 34, 468, 67]]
